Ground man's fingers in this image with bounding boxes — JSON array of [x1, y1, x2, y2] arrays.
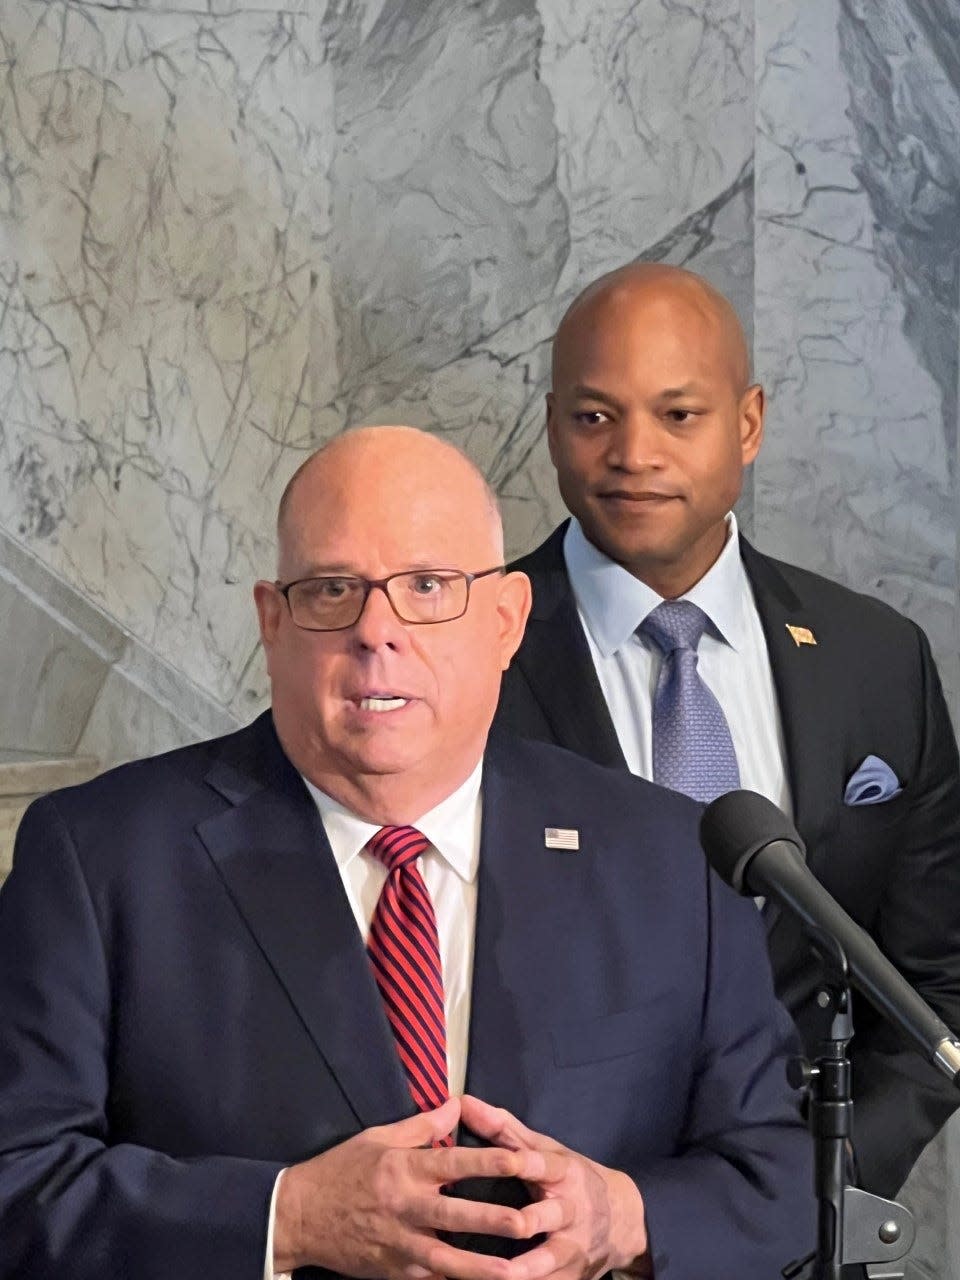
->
[[522, 1149, 570, 1186], [516, 1193, 575, 1236], [459, 1095, 538, 1150], [412, 1192, 538, 1240], [416, 1141, 549, 1184], [502, 1234, 580, 1280], [378, 1097, 462, 1149], [414, 1237, 516, 1280]]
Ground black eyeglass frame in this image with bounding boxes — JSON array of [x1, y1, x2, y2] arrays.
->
[[275, 565, 506, 632]]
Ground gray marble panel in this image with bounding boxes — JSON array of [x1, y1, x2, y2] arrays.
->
[[0, 527, 121, 754], [0, 524, 235, 763], [76, 640, 240, 773], [0, 1, 332, 711], [0, 573, 110, 755], [310, 0, 753, 538], [754, 0, 959, 720], [899, 1119, 952, 1280], [839, 0, 960, 455], [329, 0, 568, 422], [538, 0, 754, 293], [321, 0, 570, 563], [0, 0, 756, 719], [949, 1110, 960, 1278]]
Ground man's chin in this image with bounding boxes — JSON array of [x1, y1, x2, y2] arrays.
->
[[581, 522, 676, 574], [349, 750, 421, 777]]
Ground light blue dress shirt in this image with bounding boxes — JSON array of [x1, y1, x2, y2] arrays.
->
[[564, 514, 793, 817]]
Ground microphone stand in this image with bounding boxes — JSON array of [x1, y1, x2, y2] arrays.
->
[[784, 931, 916, 1280]]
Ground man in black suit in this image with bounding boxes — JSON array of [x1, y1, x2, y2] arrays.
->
[[496, 262, 960, 1198], [0, 426, 814, 1278]]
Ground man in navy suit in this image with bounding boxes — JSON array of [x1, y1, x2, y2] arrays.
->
[[495, 262, 960, 1199], [0, 426, 813, 1278]]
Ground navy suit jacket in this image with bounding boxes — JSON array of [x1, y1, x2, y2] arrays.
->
[[496, 523, 960, 1196], [0, 713, 813, 1278]]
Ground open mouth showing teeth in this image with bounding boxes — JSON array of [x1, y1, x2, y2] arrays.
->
[[359, 696, 409, 711]]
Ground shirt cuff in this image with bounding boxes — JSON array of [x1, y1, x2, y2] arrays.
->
[[264, 1168, 292, 1280]]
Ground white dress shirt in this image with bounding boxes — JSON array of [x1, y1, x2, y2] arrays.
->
[[564, 514, 793, 816], [266, 761, 483, 1279]]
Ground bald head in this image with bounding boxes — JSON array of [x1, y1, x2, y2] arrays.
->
[[553, 263, 750, 395], [277, 426, 503, 580], [545, 261, 764, 598]]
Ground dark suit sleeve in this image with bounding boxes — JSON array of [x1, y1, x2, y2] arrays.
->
[[635, 874, 816, 1279], [850, 624, 960, 1196], [0, 797, 284, 1280]]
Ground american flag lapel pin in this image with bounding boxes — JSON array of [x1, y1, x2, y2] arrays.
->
[[544, 827, 580, 851], [786, 624, 817, 647]]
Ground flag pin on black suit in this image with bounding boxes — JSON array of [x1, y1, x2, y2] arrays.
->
[[544, 827, 579, 850], [786, 624, 817, 647]]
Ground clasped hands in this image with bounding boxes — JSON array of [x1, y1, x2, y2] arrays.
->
[[274, 1094, 651, 1280]]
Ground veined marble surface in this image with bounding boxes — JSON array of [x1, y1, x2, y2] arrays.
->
[[324, 0, 754, 558], [0, 0, 955, 723], [0, 0, 752, 718], [754, 0, 959, 716], [0, 1, 332, 716]]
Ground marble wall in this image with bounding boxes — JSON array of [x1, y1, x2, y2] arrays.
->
[[755, 0, 960, 713], [3, 0, 955, 750], [1, 0, 958, 1274], [0, 0, 759, 760]]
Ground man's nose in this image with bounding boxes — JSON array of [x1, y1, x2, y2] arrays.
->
[[606, 413, 665, 471], [351, 583, 407, 649]]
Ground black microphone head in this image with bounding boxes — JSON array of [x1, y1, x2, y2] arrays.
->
[[699, 789, 805, 894]]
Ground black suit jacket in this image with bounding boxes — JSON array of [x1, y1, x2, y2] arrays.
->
[[0, 713, 814, 1279], [497, 522, 960, 1196]]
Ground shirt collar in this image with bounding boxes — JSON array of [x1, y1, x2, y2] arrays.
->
[[563, 513, 749, 657], [301, 759, 483, 884]]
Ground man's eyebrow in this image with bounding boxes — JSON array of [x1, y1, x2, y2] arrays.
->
[[288, 561, 457, 579], [571, 384, 625, 410], [569, 382, 709, 406], [659, 383, 706, 399], [288, 563, 359, 579]]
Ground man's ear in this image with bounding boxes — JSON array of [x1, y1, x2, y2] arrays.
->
[[496, 570, 532, 670], [739, 383, 765, 465], [254, 580, 283, 651]]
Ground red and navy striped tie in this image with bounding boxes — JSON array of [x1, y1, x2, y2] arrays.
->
[[366, 826, 449, 1117]]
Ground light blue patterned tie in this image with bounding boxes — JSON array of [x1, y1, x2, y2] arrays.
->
[[640, 600, 740, 804]]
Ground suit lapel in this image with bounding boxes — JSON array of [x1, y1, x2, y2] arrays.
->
[[463, 738, 554, 1117], [513, 526, 626, 769], [741, 541, 841, 950], [196, 717, 412, 1130], [741, 542, 838, 847]]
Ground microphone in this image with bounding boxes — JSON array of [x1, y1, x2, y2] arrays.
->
[[699, 789, 960, 1087]]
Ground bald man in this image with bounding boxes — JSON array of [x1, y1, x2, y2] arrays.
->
[[0, 426, 814, 1279], [495, 263, 960, 1198]]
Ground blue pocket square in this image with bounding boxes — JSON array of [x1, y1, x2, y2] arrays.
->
[[843, 755, 903, 806]]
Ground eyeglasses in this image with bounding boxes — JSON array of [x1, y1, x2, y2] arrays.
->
[[275, 566, 505, 632]]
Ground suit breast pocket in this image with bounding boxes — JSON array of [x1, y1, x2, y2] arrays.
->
[[539, 996, 695, 1162], [551, 995, 678, 1068]]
